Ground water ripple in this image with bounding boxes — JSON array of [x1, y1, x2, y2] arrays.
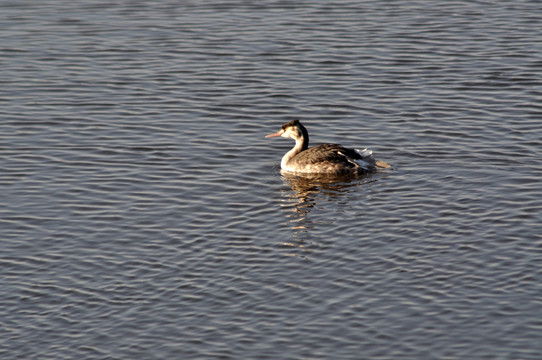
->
[[1, 0, 542, 359]]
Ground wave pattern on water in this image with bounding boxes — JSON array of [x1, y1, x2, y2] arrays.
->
[[1, 1, 541, 359]]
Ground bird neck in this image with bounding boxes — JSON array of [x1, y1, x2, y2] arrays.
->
[[281, 132, 309, 168]]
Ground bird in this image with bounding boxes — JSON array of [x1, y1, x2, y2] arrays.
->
[[266, 120, 389, 174]]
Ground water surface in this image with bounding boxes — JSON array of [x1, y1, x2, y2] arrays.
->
[[1, 1, 541, 359]]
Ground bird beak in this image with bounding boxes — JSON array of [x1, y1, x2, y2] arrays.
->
[[265, 130, 283, 138]]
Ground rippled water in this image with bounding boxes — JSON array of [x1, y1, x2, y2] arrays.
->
[[1, 1, 541, 359]]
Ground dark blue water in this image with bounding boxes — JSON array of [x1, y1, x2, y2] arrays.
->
[[1, 1, 541, 359]]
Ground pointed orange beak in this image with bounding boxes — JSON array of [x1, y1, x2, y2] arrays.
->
[[265, 130, 283, 138]]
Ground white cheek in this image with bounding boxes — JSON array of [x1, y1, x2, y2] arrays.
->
[[281, 128, 296, 138]]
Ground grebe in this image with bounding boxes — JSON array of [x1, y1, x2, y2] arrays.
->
[[266, 120, 389, 174]]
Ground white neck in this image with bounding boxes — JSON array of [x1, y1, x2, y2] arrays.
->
[[281, 137, 305, 169]]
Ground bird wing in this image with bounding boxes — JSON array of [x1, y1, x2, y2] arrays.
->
[[295, 144, 371, 166]]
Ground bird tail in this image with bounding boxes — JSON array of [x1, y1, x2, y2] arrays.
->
[[355, 148, 390, 170], [375, 160, 390, 168]]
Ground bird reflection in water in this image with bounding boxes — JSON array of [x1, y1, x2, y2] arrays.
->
[[278, 170, 378, 258]]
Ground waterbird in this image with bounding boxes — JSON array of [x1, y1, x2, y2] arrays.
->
[[266, 120, 389, 174]]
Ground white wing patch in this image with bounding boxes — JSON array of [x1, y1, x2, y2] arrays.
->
[[355, 148, 372, 157], [337, 148, 375, 170]]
